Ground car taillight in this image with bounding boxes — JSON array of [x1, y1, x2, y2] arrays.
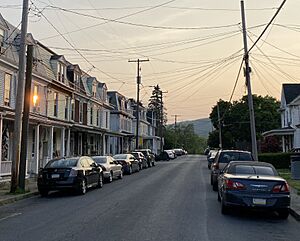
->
[[272, 182, 289, 193], [69, 168, 78, 177], [225, 179, 245, 190], [212, 163, 219, 169]]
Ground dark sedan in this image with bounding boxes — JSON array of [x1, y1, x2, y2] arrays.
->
[[37, 156, 103, 196], [217, 161, 290, 219]]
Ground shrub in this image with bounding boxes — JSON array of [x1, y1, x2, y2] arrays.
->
[[258, 152, 292, 169]]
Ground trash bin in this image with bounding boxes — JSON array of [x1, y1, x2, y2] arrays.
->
[[291, 154, 300, 180]]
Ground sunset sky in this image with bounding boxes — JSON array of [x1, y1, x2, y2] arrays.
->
[[1, 0, 300, 123]]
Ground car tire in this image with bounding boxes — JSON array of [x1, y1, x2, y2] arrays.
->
[[277, 209, 289, 219], [118, 171, 123, 179], [97, 174, 104, 188], [108, 172, 113, 183], [78, 179, 87, 195], [152, 162, 155, 167], [221, 201, 230, 215], [217, 191, 221, 202], [128, 166, 132, 175], [39, 188, 48, 197], [210, 175, 213, 185], [213, 182, 218, 191]]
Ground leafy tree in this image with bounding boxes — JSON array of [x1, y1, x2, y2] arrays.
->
[[208, 95, 280, 149], [164, 124, 207, 154]]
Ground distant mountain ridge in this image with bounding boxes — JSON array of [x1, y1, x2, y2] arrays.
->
[[177, 118, 213, 138]]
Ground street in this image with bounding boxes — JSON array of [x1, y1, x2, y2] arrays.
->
[[0, 155, 299, 241]]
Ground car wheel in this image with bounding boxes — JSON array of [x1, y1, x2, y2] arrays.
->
[[97, 174, 103, 188], [277, 209, 289, 219], [128, 166, 132, 175], [213, 182, 218, 191], [119, 171, 123, 179], [217, 191, 221, 202], [221, 200, 230, 215], [78, 179, 87, 195], [210, 175, 213, 185], [108, 172, 113, 183], [152, 162, 155, 167], [39, 188, 48, 197]]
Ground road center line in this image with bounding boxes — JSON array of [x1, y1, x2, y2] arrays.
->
[[0, 212, 22, 222]]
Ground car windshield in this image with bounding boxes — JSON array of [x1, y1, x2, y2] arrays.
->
[[93, 157, 107, 163], [229, 165, 276, 176], [113, 154, 127, 159], [219, 152, 253, 163], [45, 159, 78, 168]]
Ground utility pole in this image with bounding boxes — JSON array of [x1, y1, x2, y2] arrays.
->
[[128, 58, 149, 149], [217, 103, 222, 149], [240, 0, 258, 160], [19, 45, 34, 191], [171, 114, 181, 148], [11, 0, 30, 193], [159, 90, 168, 153]]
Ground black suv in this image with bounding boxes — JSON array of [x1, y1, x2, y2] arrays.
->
[[37, 156, 103, 196]]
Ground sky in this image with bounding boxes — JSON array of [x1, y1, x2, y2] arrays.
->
[[1, 0, 300, 124]]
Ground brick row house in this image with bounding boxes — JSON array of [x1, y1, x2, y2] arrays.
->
[[0, 14, 160, 178]]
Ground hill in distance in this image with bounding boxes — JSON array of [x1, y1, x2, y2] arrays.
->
[[173, 118, 213, 138]]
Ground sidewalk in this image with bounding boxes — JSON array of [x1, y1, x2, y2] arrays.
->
[[0, 177, 39, 206]]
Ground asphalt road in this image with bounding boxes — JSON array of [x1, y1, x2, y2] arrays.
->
[[0, 155, 299, 241]]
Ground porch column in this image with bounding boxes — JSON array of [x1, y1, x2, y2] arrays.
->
[[34, 124, 40, 174], [66, 128, 71, 157], [102, 135, 106, 155], [61, 127, 65, 157], [282, 136, 286, 152], [0, 115, 3, 178], [49, 126, 54, 159]]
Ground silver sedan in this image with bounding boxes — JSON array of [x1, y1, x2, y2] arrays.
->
[[92, 156, 123, 183]]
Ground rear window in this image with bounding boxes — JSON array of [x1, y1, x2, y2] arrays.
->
[[113, 154, 127, 159], [45, 159, 78, 168], [229, 165, 276, 176], [219, 152, 253, 163], [93, 157, 107, 164]]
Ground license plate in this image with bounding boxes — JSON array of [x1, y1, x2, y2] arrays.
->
[[253, 198, 266, 205], [51, 174, 60, 179]]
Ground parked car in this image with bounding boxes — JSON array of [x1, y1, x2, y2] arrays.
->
[[113, 154, 140, 174], [217, 161, 290, 219], [165, 150, 176, 159], [135, 149, 155, 167], [91, 156, 123, 182], [207, 150, 218, 169], [173, 149, 184, 156], [211, 150, 255, 191], [156, 151, 170, 161], [37, 156, 103, 196], [131, 151, 148, 169]]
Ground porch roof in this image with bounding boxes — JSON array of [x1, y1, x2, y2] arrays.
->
[[262, 126, 295, 137]]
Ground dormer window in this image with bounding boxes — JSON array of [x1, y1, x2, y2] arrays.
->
[[0, 28, 4, 47], [92, 84, 97, 97], [74, 72, 81, 90], [58, 62, 66, 83]]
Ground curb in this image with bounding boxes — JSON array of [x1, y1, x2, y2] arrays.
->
[[0, 190, 39, 206], [290, 208, 300, 221]]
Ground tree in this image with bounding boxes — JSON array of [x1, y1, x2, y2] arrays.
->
[[164, 124, 207, 154], [208, 95, 280, 149]]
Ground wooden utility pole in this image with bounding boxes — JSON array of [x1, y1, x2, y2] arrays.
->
[[128, 58, 149, 149], [19, 45, 34, 191], [217, 103, 222, 149], [159, 90, 168, 153], [172, 114, 181, 148], [240, 0, 258, 160], [11, 0, 30, 193]]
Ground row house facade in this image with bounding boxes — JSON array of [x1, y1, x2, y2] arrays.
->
[[0, 14, 160, 177]]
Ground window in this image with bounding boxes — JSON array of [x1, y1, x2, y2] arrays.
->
[[74, 72, 80, 90], [90, 105, 93, 125], [0, 29, 4, 46], [71, 99, 75, 121], [33, 85, 39, 108], [65, 97, 69, 120], [96, 109, 100, 126], [57, 63, 66, 82], [4, 73, 11, 106], [79, 102, 83, 123], [53, 92, 58, 117], [92, 84, 97, 97]]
